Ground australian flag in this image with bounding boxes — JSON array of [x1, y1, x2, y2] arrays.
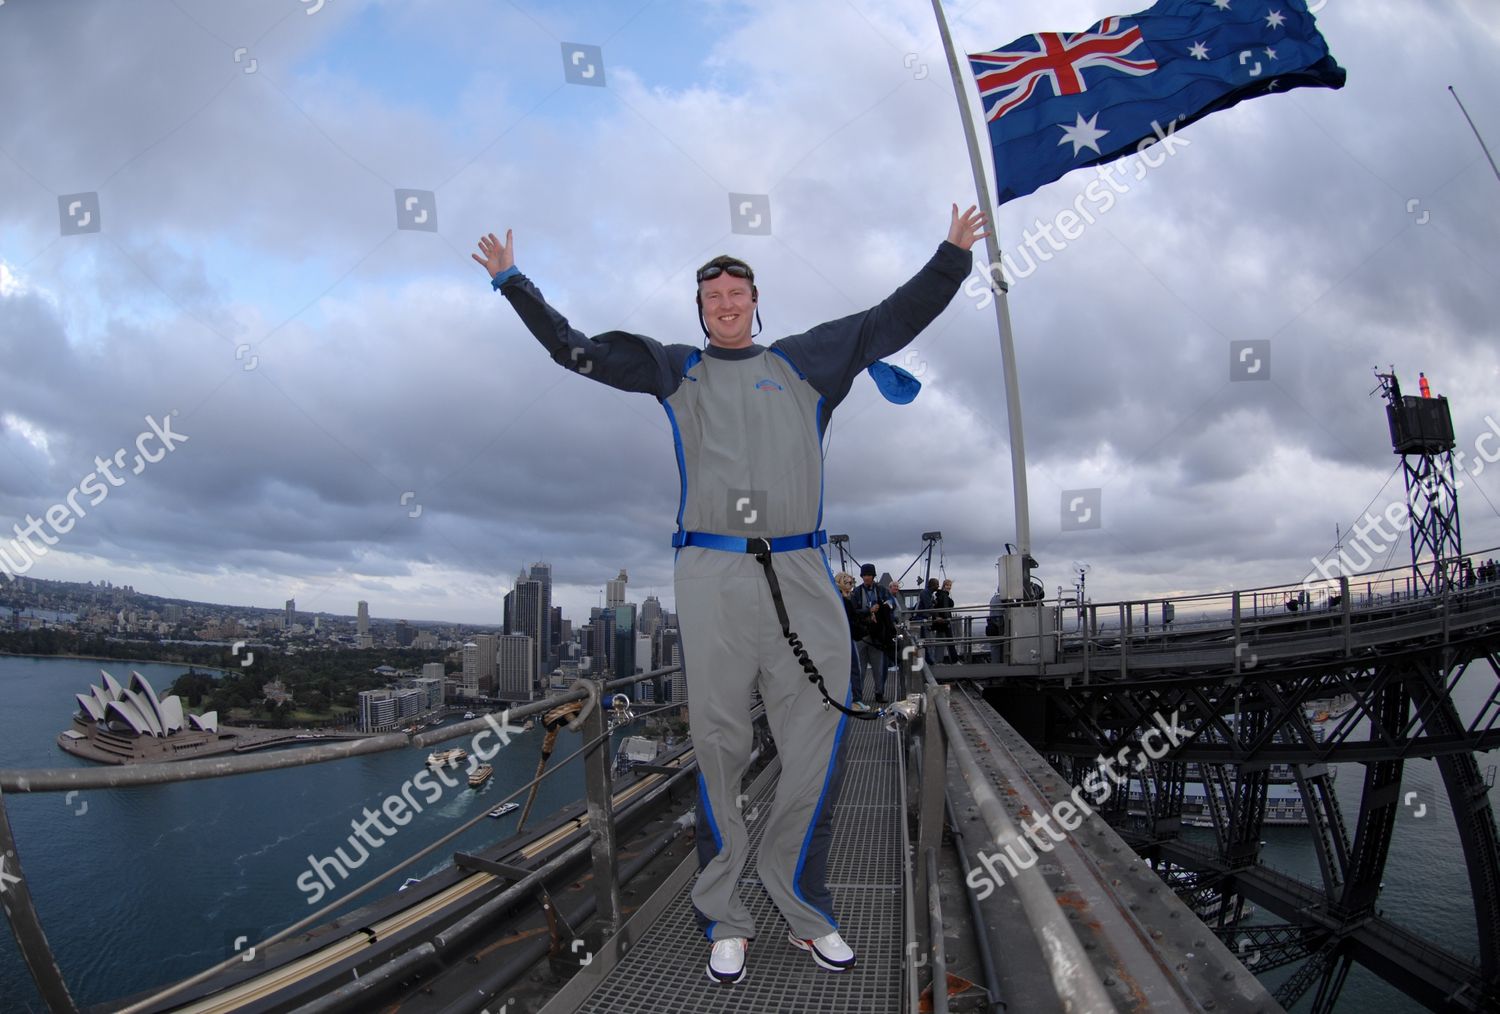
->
[[969, 0, 1346, 203]]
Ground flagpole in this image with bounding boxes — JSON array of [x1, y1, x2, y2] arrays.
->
[[1449, 86, 1500, 185], [930, 0, 1032, 598]]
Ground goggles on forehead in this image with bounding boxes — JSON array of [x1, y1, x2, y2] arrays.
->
[[696, 263, 753, 283]]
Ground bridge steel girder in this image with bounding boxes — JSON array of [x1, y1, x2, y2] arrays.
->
[[981, 622, 1500, 1012]]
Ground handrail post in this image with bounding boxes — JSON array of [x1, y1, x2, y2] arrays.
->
[[0, 785, 79, 1013], [1081, 603, 1091, 684], [1350, 579, 1362, 657], [925, 846, 949, 1014], [578, 679, 622, 934], [1232, 591, 1242, 674], [914, 684, 948, 963]]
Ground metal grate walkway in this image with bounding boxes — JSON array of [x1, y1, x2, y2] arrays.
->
[[567, 717, 905, 1013]]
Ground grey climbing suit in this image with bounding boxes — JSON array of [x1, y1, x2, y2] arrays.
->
[[495, 241, 970, 941]]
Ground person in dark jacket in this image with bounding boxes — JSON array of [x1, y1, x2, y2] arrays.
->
[[932, 578, 956, 664], [835, 571, 872, 710]]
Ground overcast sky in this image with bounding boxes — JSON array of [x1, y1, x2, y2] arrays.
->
[[2, 0, 1498, 626]]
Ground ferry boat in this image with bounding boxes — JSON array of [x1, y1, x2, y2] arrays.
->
[[463, 711, 476, 720], [425, 748, 467, 769], [488, 801, 520, 818], [468, 764, 493, 788]]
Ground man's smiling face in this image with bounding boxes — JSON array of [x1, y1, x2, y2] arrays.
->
[[699, 272, 756, 348]]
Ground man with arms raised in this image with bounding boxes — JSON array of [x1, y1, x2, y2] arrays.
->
[[473, 205, 986, 984]]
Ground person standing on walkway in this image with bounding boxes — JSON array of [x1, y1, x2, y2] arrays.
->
[[474, 204, 986, 984]]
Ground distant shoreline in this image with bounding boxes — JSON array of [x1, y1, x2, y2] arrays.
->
[[0, 652, 234, 676]]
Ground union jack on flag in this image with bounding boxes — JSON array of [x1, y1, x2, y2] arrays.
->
[[967, 0, 1346, 205], [972, 17, 1158, 123]]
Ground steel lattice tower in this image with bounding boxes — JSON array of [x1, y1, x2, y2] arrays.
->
[[1376, 370, 1463, 594]]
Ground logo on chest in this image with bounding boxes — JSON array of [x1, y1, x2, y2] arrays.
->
[[754, 378, 784, 393]]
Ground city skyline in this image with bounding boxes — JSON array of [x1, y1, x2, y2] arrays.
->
[[2, 1, 1497, 625]]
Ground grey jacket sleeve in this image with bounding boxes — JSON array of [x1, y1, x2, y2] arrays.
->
[[498, 272, 681, 399], [774, 241, 971, 408]]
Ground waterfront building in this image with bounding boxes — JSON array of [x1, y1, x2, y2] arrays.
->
[[358, 689, 399, 732]]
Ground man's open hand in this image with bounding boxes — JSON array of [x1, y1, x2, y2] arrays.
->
[[472, 230, 515, 278], [946, 204, 989, 251]]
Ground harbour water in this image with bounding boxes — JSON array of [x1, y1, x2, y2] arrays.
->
[[1, 653, 1497, 1011], [0, 655, 593, 1010]]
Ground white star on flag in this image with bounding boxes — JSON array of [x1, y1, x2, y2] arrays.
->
[[1211, 0, 1232, 10], [0, 854, 20, 894], [1266, 10, 1287, 29], [1058, 112, 1109, 156], [1189, 41, 1210, 60], [1266, 46, 1278, 60]]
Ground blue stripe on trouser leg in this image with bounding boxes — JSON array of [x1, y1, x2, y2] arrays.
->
[[693, 771, 723, 939], [752, 547, 852, 939], [794, 698, 850, 927]]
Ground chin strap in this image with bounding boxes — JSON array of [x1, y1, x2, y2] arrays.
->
[[752, 546, 884, 721]]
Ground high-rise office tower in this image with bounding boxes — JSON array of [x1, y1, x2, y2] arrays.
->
[[606, 569, 628, 607], [285, 599, 295, 627], [589, 608, 613, 678], [496, 633, 536, 701], [640, 594, 664, 638], [462, 637, 499, 696], [611, 602, 637, 681], [357, 601, 369, 636], [512, 570, 546, 681], [530, 562, 553, 673], [460, 642, 480, 698]]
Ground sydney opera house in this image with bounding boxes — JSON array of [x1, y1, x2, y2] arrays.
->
[[60, 669, 228, 764]]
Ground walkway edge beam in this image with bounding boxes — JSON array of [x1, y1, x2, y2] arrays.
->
[[931, 688, 1119, 1014]]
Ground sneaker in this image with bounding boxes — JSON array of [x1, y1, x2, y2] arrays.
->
[[850, 701, 871, 712], [788, 929, 857, 971], [874, 694, 887, 704], [707, 936, 748, 984]]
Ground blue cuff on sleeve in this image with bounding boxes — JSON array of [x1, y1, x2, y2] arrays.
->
[[491, 265, 520, 290]]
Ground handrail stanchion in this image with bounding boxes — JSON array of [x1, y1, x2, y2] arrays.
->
[[1232, 591, 1242, 674], [0, 785, 79, 1013], [925, 846, 949, 1014], [1082, 602, 1091, 684], [914, 680, 947, 965], [578, 679, 622, 935], [1350, 579, 1362, 657]]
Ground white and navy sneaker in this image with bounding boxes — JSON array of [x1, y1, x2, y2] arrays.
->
[[707, 936, 748, 984], [788, 929, 857, 971]]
